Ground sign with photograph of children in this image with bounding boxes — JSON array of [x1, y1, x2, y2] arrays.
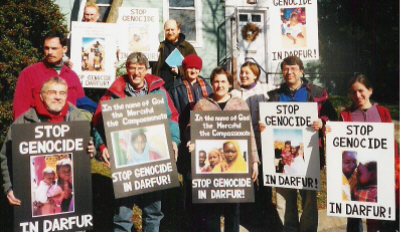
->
[[260, 102, 320, 190], [101, 93, 180, 198], [190, 111, 255, 203], [11, 121, 93, 232], [326, 122, 395, 220], [268, 0, 319, 61], [116, 7, 160, 62], [71, 22, 116, 88]]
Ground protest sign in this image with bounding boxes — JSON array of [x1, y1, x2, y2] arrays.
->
[[116, 7, 160, 62], [101, 93, 179, 198], [326, 122, 395, 220], [190, 111, 254, 203], [268, 0, 319, 61], [12, 121, 92, 232], [71, 22, 116, 88], [260, 102, 320, 190]]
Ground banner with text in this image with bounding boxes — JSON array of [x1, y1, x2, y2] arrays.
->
[[101, 93, 179, 198], [260, 102, 320, 190], [190, 111, 254, 203], [71, 22, 117, 88], [268, 0, 319, 61], [117, 7, 160, 62], [12, 121, 92, 232], [326, 122, 395, 220]]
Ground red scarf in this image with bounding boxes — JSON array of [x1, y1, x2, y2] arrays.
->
[[34, 94, 68, 122], [183, 77, 209, 108]]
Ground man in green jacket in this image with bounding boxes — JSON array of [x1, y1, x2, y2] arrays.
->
[[152, 19, 196, 90], [1, 77, 93, 229]]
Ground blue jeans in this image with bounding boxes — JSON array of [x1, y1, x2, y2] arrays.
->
[[113, 192, 163, 232]]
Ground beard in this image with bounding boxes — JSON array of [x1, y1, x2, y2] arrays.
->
[[47, 102, 64, 114], [166, 33, 179, 43]]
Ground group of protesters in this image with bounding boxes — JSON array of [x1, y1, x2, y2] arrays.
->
[[1, 3, 399, 232]]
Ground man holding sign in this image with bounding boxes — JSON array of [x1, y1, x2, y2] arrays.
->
[[1, 77, 94, 230], [91, 52, 180, 231], [266, 56, 336, 231]]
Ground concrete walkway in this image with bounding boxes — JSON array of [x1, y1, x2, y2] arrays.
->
[[239, 209, 367, 232]]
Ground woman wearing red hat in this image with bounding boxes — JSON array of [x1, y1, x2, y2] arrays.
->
[[168, 54, 212, 230]]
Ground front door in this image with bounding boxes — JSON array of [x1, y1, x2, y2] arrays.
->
[[237, 11, 267, 82]]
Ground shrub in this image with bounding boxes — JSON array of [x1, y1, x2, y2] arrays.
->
[[0, 0, 67, 145]]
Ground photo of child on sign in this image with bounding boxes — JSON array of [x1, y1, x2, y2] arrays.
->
[[273, 128, 306, 175], [342, 150, 378, 203], [81, 37, 105, 72], [280, 7, 307, 48], [111, 124, 170, 168], [31, 153, 74, 217], [196, 140, 249, 174]]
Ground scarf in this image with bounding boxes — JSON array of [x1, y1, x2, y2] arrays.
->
[[34, 93, 68, 122], [241, 82, 257, 90], [183, 77, 209, 108]]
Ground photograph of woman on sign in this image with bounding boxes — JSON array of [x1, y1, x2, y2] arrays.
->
[[111, 124, 170, 167], [195, 140, 249, 174], [30, 153, 74, 217], [200, 149, 222, 173]]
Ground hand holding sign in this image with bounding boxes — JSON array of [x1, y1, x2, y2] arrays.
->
[[7, 190, 21, 206], [100, 147, 111, 168], [311, 118, 323, 131], [172, 141, 178, 162], [171, 66, 179, 75], [252, 162, 259, 182]]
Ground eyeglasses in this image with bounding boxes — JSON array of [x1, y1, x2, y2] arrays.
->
[[42, 90, 67, 98], [128, 66, 146, 72], [282, 67, 300, 72]]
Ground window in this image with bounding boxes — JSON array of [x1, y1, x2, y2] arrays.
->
[[164, 0, 203, 47], [96, 0, 112, 22]]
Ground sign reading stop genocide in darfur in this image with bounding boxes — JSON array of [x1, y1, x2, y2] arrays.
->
[[260, 102, 320, 190], [268, 0, 319, 61], [326, 122, 395, 220], [71, 22, 117, 88], [12, 121, 92, 232]]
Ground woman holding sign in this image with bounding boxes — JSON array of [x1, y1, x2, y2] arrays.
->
[[326, 74, 399, 231], [169, 54, 212, 230], [231, 62, 276, 228], [191, 66, 260, 232]]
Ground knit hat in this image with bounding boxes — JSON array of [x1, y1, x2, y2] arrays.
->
[[182, 54, 202, 71]]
